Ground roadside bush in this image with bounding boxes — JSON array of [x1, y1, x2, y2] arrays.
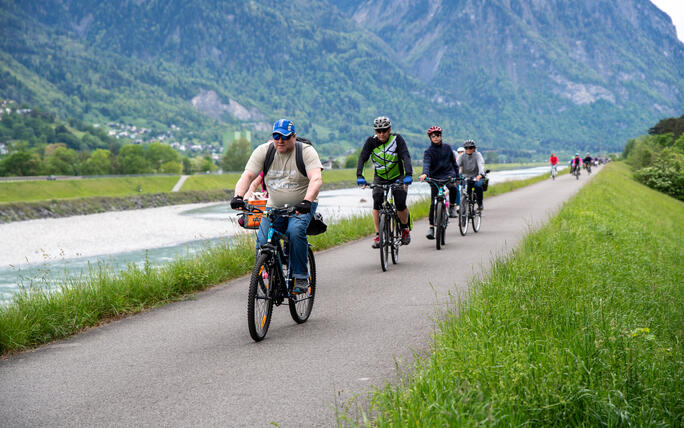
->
[[633, 149, 684, 200]]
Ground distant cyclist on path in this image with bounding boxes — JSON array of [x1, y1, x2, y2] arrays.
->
[[357, 116, 413, 248], [230, 119, 323, 294], [549, 152, 559, 177], [419, 126, 460, 240], [457, 139, 486, 211], [571, 153, 582, 175]]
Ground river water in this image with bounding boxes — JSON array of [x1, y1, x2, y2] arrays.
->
[[0, 166, 555, 302]]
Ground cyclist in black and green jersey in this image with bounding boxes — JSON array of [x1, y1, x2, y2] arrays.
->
[[356, 116, 413, 248]]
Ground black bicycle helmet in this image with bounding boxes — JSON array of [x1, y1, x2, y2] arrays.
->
[[373, 116, 391, 130], [463, 139, 476, 149]]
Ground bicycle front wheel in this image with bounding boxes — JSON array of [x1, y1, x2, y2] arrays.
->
[[289, 246, 316, 323], [391, 215, 400, 264], [440, 203, 448, 246], [247, 253, 275, 342], [459, 197, 469, 236], [472, 208, 481, 233], [435, 201, 445, 250], [378, 213, 390, 271]]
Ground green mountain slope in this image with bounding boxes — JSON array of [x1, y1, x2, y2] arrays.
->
[[1, 0, 682, 159]]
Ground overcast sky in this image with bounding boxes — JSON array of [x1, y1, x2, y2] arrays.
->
[[650, 0, 684, 42]]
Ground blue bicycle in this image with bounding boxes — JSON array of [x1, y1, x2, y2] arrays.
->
[[424, 177, 456, 250], [240, 204, 316, 342]]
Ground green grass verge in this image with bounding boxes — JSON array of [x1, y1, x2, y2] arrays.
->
[[0, 168, 552, 356], [364, 163, 684, 426], [0, 175, 180, 202], [180, 173, 242, 191]]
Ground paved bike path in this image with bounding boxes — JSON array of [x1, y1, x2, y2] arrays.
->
[[0, 170, 598, 427]]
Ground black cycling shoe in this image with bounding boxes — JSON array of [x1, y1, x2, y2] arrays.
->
[[426, 228, 435, 240]]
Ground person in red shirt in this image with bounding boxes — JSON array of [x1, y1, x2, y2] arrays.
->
[[549, 153, 559, 179]]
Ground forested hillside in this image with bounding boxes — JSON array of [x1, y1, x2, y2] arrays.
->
[[1, 0, 682, 160]]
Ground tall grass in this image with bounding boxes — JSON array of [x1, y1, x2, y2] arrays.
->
[[0, 169, 546, 355], [366, 163, 683, 426]]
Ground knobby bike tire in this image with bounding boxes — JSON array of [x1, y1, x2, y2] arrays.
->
[[391, 215, 400, 264], [288, 246, 316, 323], [435, 201, 444, 250], [379, 213, 389, 271], [247, 252, 275, 342], [459, 194, 469, 235]]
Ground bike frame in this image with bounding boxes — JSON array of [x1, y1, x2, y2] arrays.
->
[[370, 183, 402, 227], [249, 206, 310, 305], [425, 177, 454, 220]]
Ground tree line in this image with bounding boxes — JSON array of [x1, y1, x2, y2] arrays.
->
[[0, 106, 218, 176]]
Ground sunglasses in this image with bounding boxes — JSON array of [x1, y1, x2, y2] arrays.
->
[[375, 128, 390, 134], [430, 132, 442, 137], [272, 133, 293, 141]]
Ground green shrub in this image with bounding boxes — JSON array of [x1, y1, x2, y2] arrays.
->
[[633, 148, 684, 200]]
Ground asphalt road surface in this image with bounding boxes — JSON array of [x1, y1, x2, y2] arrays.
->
[[0, 169, 598, 427]]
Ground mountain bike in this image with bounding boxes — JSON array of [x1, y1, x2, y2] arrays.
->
[[458, 173, 487, 235], [241, 204, 316, 342], [573, 164, 581, 180], [368, 183, 405, 271], [550, 164, 558, 180], [425, 177, 456, 250], [583, 162, 592, 174]]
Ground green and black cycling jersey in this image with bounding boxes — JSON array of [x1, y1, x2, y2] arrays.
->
[[356, 133, 413, 181]]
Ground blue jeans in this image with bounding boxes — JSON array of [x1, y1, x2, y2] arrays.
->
[[467, 178, 484, 205], [256, 202, 317, 279]]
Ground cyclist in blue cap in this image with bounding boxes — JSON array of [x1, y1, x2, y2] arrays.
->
[[231, 119, 323, 294], [356, 116, 413, 247]]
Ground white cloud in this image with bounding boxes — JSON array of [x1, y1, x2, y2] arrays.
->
[[650, 0, 684, 42]]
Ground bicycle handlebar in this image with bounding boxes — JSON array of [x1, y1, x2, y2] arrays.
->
[[242, 204, 297, 217], [424, 177, 457, 186], [366, 183, 408, 190]]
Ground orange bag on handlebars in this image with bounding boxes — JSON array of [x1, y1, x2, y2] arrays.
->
[[239, 198, 267, 230]]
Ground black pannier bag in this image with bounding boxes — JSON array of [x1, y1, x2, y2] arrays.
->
[[306, 212, 327, 235]]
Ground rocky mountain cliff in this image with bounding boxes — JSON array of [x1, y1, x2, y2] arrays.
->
[[338, 0, 684, 152]]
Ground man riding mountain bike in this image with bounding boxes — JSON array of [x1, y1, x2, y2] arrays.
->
[[357, 116, 413, 248], [456, 139, 486, 211], [230, 119, 323, 294], [419, 126, 459, 240]]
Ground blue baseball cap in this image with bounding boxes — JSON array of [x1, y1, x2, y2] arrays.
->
[[273, 119, 295, 136]]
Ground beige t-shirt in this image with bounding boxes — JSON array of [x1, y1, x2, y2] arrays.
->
[[245, 141, 323, 208]]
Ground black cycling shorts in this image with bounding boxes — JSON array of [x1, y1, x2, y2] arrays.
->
[[372, 179, 408, 211]]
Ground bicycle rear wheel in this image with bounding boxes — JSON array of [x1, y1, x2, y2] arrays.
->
[[378, 213, 390, 271], [247, 253, 275, 342], [435, 201, 445, 250], [391, 215, 400, 264], [289, 246, 316, 323], [459, 196, 469, 235]]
